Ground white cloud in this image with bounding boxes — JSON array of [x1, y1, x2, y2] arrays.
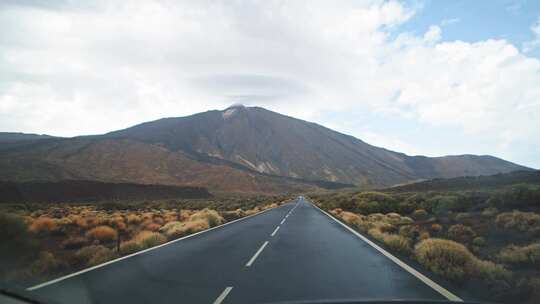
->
[[440, 17, 460, 26], [423, 25, 441, 43], [0, 0, 539, 167], [523, 16, 540, 52]]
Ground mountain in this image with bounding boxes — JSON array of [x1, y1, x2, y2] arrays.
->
[[0, 105, 530, 193], [0, 132, 56, 143], [105, 105, 530, 186], [388, 170, 540, 192]]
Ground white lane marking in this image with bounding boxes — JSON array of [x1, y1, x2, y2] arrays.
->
[[213, 287, 233, 304], [246, 241, 269, 267], [27, 203, 293, 291], [280, 218, 286, 225], [270, 226, 280, 237], [310, 202, 463, 302]]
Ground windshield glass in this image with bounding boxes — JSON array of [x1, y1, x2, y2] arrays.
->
[[1, 1, 539, 304]]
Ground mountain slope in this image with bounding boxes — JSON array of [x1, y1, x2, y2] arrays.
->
[[106, 105, 530, 187], [0, 105, 530, 192], [0, 137, 348, 193]]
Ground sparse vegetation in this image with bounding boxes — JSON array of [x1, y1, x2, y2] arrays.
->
[[311, 179, 540, 304], [497, 243, 540, 266], [0, 195, 290, 287]]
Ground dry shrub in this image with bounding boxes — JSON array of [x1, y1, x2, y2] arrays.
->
[[144, 222, 162, 232], [399, 225, 420, 239], [134, 231, 167, 249], [497, 243, 540, 266], [412, 209, 429, 220], [126, 214, 141, 224], [447, 224, 476, 244], [383, 234, 412, 254], [72, 216, 88, 229], [153, 216, 164, 225], [419, 231, 430, 241], [61, 236, 87, 249], [222, 209, 246, 221], [495, 211, 540, 233], [415, 238, 511, 282], [29, 217, 58, 234], [76, 245, 116, 266], [369, 227, 412, 254], [481, 207, 499, 218], [189, 209, 225, 227], [108, 216, 126, 231], [120, 241, 142, 255], [30, 252, 60, 275], [159, 220, 209, 239], [430, 223, 443, 233], [179, 210, 193, 221], [86, 225, 117, 242]]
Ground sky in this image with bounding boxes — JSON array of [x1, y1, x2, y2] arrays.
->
[[0, 0, 539, 169]]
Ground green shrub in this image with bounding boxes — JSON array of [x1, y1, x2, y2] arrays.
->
[[30, 252, 60, 275], [472, 237, 486, 247], [0, 212, 39, 273], [428, 195, 464, 215], [497, 243, 540, 266], [481, 207, 499, 217]]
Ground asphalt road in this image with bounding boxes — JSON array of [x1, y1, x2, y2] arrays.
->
[[30, 197, 457, 304]]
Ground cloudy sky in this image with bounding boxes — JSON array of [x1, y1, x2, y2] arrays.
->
[[1, 0, 539, 168]]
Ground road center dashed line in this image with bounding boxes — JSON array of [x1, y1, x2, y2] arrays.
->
[[213, 286, 233, 304], [280, 218, 286, 225], [246, 241, 269, 267], [270, 226, 280, 237]]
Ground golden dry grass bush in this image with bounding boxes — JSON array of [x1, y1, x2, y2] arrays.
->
[[29, 217, 58, 234], [368, 228, 412, 254], [120, 240, 142, 255], [383, 234, 412, 254], [497, 243, 540, 266], [189, 209, 225, 227], [447, 224, 476, 244], [86, 225, 117, 242], [144, 222, 162, 232], [126, 214, 141, 224], [415, 238, 511, 282], [159, 220, 209, 239], [82, 245, 117, 267], [133, 231, 167, 249], [495, 211, 540, 233]]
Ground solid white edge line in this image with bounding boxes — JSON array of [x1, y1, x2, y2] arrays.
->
[[245, 241, 269, 267], [213, 286, 233, 304], [310, 202, 463, 302], [270, 226, 280, 237], [27, 202, 292, 291]]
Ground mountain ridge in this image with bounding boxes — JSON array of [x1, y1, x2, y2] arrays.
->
[[0, 106, 531, 193]]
